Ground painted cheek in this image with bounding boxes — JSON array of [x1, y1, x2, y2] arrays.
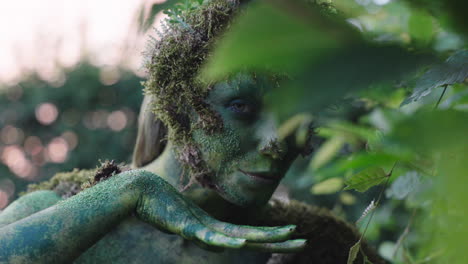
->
[[192, 127, 242, 169]]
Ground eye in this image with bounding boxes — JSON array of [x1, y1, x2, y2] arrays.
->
[[227, 99, 256, 115]]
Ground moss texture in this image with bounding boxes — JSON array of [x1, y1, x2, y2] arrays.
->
[[143, 0, 242, 188], [260, 199, 386, 264], [23, 161, 128, 198]]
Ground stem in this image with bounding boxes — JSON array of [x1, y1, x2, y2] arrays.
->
[[358, 162, 396, 241], [393, 208, 417, 258], [434, 85, 448, 109]]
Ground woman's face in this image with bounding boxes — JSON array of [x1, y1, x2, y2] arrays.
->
[[192, 74, 300, 207]]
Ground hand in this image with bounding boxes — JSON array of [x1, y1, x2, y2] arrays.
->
[[131, 170, 306, 253]]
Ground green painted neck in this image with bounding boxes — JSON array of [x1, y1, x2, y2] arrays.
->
[[142, 141, 184, 188]]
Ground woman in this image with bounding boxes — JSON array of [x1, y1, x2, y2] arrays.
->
[[0, 1, 384, 263]]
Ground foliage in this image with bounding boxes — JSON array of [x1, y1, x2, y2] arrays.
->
[[402, 50, 468, 105], [0, 63, 143, 202], [344, 167, 388, 193], [196, 0, 468, 263]]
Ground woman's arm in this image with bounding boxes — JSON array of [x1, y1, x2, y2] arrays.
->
[[0, 170, 304, 263], [0, 191, 62, 228], [0, 171, 139, 263]]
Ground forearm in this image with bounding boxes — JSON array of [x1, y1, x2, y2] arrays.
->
[[0, 170, 145, 264], [0, 191, 62, 228]]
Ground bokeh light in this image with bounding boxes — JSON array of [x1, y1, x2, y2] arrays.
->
[[61, 131, 78, 150], [24, 136, 44, 156], [1, 125, 24, 145], [0, 0, 153, 204], [0, 178, 16, 197], [0, 191, 9, 209], [35, 103, 59, 125], [46, 137, 69, 163], [107, 110, 128, 131], [0, 145, 36, 179], [100, 67, 121, 86]]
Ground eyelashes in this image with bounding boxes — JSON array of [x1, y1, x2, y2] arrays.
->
[[227, 99, 257, 117]]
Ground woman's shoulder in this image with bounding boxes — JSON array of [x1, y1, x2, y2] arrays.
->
[[260, 199, 386, 264]]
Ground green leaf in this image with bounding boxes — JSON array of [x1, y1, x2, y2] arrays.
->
[[337, 153, 400, 171], [408, 10, 434, 45], [347, 240, 361, 264], [363, 253, 373, 264], [201, 0, 358, 80], [386, 171, 421, 200], [268, 44, 431, 119], [327, 121, 377, 141], [378, 241, 398, 262], [404, 0, 468, 36], [402, 50, 468, 105], [310, 136, 345, 170], [344, 167, 388, 192], [314, 152, 405, 182], [202, 0, 431, 119], [389, 109, 468, 153], [311, 177, 344, 195], [277, 113, 313, 141], [137, 0, 177, 32]]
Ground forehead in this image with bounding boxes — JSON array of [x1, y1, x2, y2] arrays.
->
[[208, 73, 277, 101]]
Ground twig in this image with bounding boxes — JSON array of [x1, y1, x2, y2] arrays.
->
[[358, 162, 396, 241], [434, 85, 448, 109], [393, 208, 417, 258]]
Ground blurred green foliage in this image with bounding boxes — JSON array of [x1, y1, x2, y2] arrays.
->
[[0, 63, 143, 203], [200, 0, 467, 263]]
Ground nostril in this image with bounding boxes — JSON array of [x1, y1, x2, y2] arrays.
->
[[259, 138, 287, 160]]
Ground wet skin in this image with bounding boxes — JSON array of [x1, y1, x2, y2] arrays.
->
[[0, 74, 307, 263]]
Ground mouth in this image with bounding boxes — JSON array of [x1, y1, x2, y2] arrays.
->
[[238, 169, 282, 184]]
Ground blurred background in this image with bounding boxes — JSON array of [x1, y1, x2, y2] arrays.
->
[[0, 0, 171, 208]]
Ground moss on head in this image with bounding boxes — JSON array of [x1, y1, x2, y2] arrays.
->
[[143, 0, 242, 187]]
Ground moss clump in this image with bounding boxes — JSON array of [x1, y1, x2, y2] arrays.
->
[[23, 161, 128, 198], [23, 169, 95, 198], [260, 199, 385, 264], [93, 160, 123, 184]]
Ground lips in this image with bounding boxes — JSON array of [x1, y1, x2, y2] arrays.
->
[[239, 169, 282, 183]]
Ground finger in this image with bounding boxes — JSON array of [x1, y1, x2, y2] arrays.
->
[[208, 222, 296, 243], [168, 213, 246, 249], [193, 228, 246, 249], [188, 203, 296, 243], [243, 239, 307, 253]]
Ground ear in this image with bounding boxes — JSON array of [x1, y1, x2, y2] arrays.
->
[[132, 95, 167, 168]]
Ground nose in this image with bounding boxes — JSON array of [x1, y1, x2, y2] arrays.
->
[[259, 138, 287, 160]]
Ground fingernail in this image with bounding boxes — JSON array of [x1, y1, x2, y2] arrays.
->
[[234, 238, 246, 247], [279, 225, 296, 232], [291, 239, 307, 247]]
